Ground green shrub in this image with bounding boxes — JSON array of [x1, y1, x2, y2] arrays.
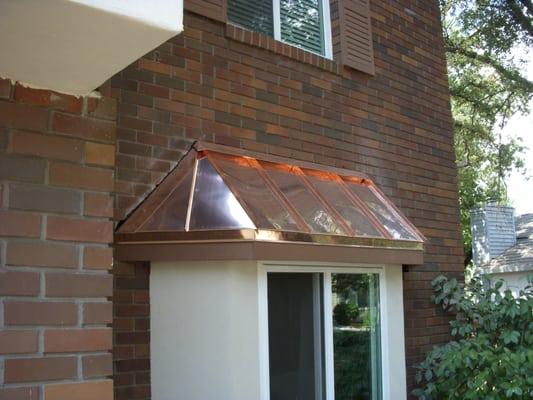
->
[[334, 329, 372, 399], [333, 302, 359, 326], [413, 275, 533, 399]]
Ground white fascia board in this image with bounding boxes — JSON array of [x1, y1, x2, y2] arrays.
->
[[0, 0, 183, 96], [71, 0, 183, 32]]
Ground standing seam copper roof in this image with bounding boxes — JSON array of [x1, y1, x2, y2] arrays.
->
[[116, 142, 424, 254]]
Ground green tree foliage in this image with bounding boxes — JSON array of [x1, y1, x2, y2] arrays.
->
[[441, 0, 533, 260], [413, 275, 533, 399]]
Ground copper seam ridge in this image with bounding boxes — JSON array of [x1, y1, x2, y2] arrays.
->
[[184, 156, 199, 232], [204, 153, 259, 229], [328, 172, 391, 239], [337, 176, 394, 239], [247, 158, 311, 233], [134, 151, 196, 233], [295, 167, 355, 236], [196, 142, 372, 181], [367, 184, 424, 241], [197, 150, 208, 159]]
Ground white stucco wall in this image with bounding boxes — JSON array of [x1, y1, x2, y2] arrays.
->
[[150, 261, 407, 400], [382, 265, 407, 400]]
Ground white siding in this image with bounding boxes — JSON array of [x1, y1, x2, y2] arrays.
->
[[471, 205, 515, 266], [489, 272, 532, 297]]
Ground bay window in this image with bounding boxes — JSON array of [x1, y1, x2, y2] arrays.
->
[[130, 144, 417, 400], [227, 0, 332, 57]]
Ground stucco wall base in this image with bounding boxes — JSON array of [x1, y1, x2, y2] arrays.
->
[[150, 261, 407, 400]]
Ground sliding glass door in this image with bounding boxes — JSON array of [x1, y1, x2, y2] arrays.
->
[[261, 265, 383, 400]]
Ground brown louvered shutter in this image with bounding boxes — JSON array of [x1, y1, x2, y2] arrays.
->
[[338, 0, 375, 75], [184, 0, 227, 23]]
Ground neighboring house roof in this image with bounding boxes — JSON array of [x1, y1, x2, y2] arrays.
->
[[486, 213, 533, 274]]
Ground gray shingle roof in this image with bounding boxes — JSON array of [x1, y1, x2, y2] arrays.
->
[[485, 213, 533, 274]]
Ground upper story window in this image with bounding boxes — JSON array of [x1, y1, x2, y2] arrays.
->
[[228, 0, 332, 58]]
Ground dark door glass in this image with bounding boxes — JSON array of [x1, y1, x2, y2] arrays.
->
[[268, 272, 325, 400]]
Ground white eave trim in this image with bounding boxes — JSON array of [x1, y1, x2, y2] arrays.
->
[[0, 0, 183, 96]]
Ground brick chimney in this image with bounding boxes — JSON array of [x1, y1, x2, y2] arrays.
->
[[470, 204, 516, 266]]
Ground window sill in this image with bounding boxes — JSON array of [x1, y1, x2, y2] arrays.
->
[[225, 24, 341, 74]]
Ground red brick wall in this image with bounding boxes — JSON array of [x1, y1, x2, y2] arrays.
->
[[0, 80, 115, 399], [112, 0, 463, 397], [113, 262, 150, 400]]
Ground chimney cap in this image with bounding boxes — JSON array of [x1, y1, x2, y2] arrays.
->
[[470, 204, 515, 215]]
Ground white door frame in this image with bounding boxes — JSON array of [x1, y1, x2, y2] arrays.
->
[[257, 261, 391, 400]]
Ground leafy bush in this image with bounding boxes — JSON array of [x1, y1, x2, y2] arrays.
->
[[333, 302, 359, 326], [413, 275, 533, 399], [334, 329, 372, 399]]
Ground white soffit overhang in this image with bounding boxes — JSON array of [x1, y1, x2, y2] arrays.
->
[[0, 0, 183, 96]]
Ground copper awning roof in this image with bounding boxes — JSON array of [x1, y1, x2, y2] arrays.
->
[[115, 142, 425, 264]]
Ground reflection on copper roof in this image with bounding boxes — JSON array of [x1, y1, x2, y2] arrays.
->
[[117, 142, 425, 248]]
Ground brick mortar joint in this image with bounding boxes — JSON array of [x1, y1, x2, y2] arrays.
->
[[0, 264, 111, 275], [0, 358, 4, 386], [224, 23, 341, 75], [1, 378, 112, 390], [2, 350, 112, 360], [0, 240, 6, 271]]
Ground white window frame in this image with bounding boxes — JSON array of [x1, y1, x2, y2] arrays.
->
[[228, 0, 333, 59], [257, 261, 391, 400], [273, 0, 333, 59]]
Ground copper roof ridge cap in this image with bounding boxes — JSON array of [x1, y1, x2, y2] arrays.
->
[[195, 141, 372, 181]]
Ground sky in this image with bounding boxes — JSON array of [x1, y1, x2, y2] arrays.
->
[[501, 54, 533, 216]]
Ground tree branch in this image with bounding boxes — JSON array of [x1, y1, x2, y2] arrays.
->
[[505, 0, 533, 38], [445, 43, 533, 92], [518, 0, 533, 18]]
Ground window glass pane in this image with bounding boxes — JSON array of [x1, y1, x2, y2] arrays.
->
[[268, 273, 325, 400], [228, 0, 274, 36], [332, 273, 381, 400], [189, 158, 255, 230], [281, 0, 324, 55], [208, 153, 300, 231], [346, 182, 418, 240], [261, 162, 346, 235]]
